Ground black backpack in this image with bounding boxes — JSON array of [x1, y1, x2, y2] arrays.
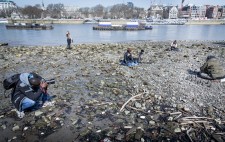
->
[[3, 74, 20, 90]]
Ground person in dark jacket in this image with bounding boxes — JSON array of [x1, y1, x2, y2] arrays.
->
[[170, 40, 178, 51], [66, 31, 73, 49], [199, 55, 225, 80], [11, 73, 50, 118], [122, 48, 144, 67]]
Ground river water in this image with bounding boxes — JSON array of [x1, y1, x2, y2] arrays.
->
[[0, 23, 225, 46]]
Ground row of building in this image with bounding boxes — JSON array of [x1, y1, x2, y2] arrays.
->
[[149, 4, 225, 20], [1, 0, 225, 20]]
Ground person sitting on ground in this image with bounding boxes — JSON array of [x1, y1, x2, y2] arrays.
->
[[170, 40, 178, 51], [121, 48, 144, 67], [198, 55, 225, 80], [11, 72, 53, 118]]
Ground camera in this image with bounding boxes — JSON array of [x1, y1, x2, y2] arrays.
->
[[45, 79, 55, 84]]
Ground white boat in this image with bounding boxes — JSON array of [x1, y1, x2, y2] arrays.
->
[[0, 18, 8, 24], [83, 19, 98, 24]]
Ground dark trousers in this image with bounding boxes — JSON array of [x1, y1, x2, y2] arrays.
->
[[171, 46, 179, 51], [67, 39, 72, 49]]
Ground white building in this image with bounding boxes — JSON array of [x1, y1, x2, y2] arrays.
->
[[148, 5, 164, 19], [0, 0, 16, 10], [190, 5, 206, 19], [169, 6, 178, 19]]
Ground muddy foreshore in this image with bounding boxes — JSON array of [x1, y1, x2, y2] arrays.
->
[[0, 40, 225, 142]]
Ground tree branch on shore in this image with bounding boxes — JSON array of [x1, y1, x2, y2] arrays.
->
[[120, 93, 144, 112]]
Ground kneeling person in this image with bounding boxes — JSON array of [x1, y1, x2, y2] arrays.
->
[[199, 56, 225, 80], [11, 73, 51, 118]]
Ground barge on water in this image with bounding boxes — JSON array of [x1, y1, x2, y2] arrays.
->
[[0, 18, 8, 24], [6, 23, 54, 30], [93, 22, 152, 31], [0, 43, 8, 46]]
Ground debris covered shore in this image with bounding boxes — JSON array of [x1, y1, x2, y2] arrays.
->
[[0, 40, 225, 142]]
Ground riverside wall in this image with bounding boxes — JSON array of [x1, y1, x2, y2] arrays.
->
[[7, 19, 130, 25], [8, 19, 84, 24], [7, 18, 225, 25], [186, 19, 225, 25]]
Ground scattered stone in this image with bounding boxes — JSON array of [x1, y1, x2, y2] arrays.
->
[[35, 111, 43, 116], [124, 110, 130, 115], [115, 133, 124, 141], [149, 121, 155, 125], [183, 107, 190, 112], [0, 41, 224, 141], [135, 102, 142, 108], [23, 127, 29, 131], [168, 117, 173, 121], [140, 116, 146, 119], [174, 128, 181, 133], [124, 126, 133, 129], [12, 125, 20, 131], [1, 124, 6, 130]]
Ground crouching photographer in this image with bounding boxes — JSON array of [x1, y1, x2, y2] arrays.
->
[[8, 72, 55, 118]]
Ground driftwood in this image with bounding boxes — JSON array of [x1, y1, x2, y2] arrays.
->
[[95, 102, 113, 106], [180, 120, 211, 125], [186, 128, 194, 142], [117, 90, 224, 141], [174, 113, 182, 120], [181, 116, 213, 120], [170, 112, 182, 115], [126, 106, 150, 114], [120, 93, 144, 112], [215, 132, 225, 135]]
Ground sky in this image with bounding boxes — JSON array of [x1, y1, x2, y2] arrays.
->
[[13, 0, 225, 9]]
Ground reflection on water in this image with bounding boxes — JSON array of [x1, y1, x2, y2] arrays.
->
[[99, 31, 112, 42], [0, 24, 225, 46]]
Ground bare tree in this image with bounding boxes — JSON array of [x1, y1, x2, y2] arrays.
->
[[0, 6, 17, 18], [103, 7, 110, 19], [21, 6, 42, 19], [79, 7, 90, 18], [46, 3, 64, 19], [132, 7, 145, 19], [110, 4, 127, 19], [124, 5, 133, 19], [91, 4, 104, 18], [109, 4, 144, 19], [34, 4, 42, 9]]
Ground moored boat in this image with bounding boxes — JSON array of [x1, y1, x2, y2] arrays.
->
[[0, 18, 8, 24], [5, 23, 54, 30], [93, 22, 153, 31], [145, 24, 153, 29], [0, 43, 8, 46], [83, 19, 98, 24]]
